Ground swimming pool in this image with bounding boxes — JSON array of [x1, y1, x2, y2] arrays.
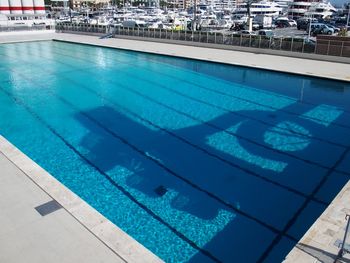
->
[[0, 40, 350, 262]]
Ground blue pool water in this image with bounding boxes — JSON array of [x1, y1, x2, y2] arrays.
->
[[0, 40, 350, 262]]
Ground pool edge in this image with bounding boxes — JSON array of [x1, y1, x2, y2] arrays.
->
[[0, 135, 164, 263], [283, 177, 350, 262]]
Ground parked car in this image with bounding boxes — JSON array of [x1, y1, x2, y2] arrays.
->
[[288, 19, 297, 27], [275, 19, 290, 28], [297, 17, 317, 30], [325, 24, 340, 33], [310, 23, 334, 35], [274, 17, 296, 27]]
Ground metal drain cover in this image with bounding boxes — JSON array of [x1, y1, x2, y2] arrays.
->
[[35, 200, 62, 216]]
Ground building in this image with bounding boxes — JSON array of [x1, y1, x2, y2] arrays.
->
[[0, 0, 45, 14]]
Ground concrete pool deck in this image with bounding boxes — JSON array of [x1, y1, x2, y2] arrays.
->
[[0, 31, 350, 262]]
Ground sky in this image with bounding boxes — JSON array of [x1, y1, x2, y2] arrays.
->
[[331, 0, 349, 8]]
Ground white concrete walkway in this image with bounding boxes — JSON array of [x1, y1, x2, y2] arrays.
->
[[0, 30, 56, 44]]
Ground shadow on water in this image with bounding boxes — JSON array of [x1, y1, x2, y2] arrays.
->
[[75, 101, 348, 262], [76, 106, 223, 220]]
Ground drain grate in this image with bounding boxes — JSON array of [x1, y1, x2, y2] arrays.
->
[[35, 200, 62, 216], [154, 185, 167, 197]]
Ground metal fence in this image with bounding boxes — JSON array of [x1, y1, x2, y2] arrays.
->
[[56, 23, 350, 58], [0, 24, 55, 32], [56, 23, 108, 34]]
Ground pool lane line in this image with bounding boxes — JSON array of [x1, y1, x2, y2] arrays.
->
[[1, 47, 347, 177], [0, 48, 332, 206], [50, 41, 350, 131], [42, 44, 350, 149], [1, 45, 349, 151], [0, 85, 222, 263], [0, 48, 343, 208], [256, 145, 350, 263], [0, 68, 299, 242]]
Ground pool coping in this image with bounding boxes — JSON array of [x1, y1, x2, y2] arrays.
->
[[0, 135, 163, 263]]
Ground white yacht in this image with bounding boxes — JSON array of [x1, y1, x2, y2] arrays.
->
[[232, 1, 283, 17], [274, 0, 293, 12], [288, 0, 336, 19], [305, 2, 337, 19]]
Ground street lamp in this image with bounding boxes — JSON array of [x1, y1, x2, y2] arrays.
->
[[307, 13, 313, 39], [192, 0, 197, 31], [346, 2, 350, 28]]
